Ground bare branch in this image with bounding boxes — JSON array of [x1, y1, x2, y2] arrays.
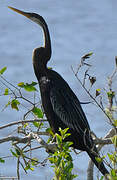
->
[[0, 136, 31, 144], [0, 132, 57, 153], [94, 138, 112, 145], [30, 132, 57, 152], [71, 66, 113, 124], [0, 131, 49, 144], [0, 119, 47, 130]]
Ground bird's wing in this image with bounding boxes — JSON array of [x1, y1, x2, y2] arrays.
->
[[50, 86, 90, 135]]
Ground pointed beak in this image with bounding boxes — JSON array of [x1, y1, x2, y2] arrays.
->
[[8, 6, 31, 19]]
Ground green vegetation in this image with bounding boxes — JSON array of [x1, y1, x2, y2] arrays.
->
[[0, 55, 117, 179], [49, 128, 77, 180]]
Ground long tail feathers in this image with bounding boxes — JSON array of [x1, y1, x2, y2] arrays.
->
[[86, 149, 109, 176]]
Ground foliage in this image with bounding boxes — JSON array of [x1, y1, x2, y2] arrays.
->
[[0, 67, 7, 75], [0, 158, 5, 163], [0, 66, 45, 177], [10, 147, 38, 172], [0, 54, 117, 180], [72, 54, 117, 180], [49, 128, 78, 180], [18, 81, 38, 92]]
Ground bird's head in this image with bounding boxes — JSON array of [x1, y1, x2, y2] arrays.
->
[[8, 6, 51, 74], [8, 6, 46, 28]]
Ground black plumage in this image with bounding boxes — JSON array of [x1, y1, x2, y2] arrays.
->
[[9, 6, 109, 177]]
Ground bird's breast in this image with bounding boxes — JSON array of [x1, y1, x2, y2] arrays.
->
[[39, 76, 56, 129], [39, 76, 51, 91], [40, 76, 50, 84]]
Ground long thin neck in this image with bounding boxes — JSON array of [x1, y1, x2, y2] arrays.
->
[[42, 22, 52, 60]]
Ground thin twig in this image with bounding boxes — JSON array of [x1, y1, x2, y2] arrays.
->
[[71, 66, 113, 124], [0, 136, 31, 144], [30, 132, 57, 152], [17, 157, 20, 180], [0, 119, 47, 130], [0, 75, 19, 91], [0, 130, 50, 144], [24, 145, 43, 153]]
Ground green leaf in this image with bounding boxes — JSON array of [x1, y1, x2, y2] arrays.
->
[[48, 156, 54, 163], [25, 164, 30, 170], [56, 134, 62, 144], [64, 133, 71, 139], [15, 148, 21, 156], [99, 176, 104, 180], [23, 123, 29, 128], [33, 121, 40, 128], [30, 81, 38, 86], [17, 82, 25, 87], [62, 128, 69, 135], [56, 157, 62, 167], [11, 99, 20, 111], [0, 67, 7, 75], [107, 91, 115, 98], [46, 128, 54, 136], [0, 158, 5, 163], [111, 169, 116, 177], [25, 164, 34, 171], [59, 128, 70, 139], [87, 52, 93, 56], [96, 89, 101, 97], [32, 107, 43, 118], [111, 135, 117, 147], [5, 101, 11, 108], [31, 158, 38, 166], [65, 161, 73, 172], [4, 88, 9, 95], [24, 85, 37, 92], [48, 128, 78, 179], [113, 120, 117, 127], [63, 141, 73, 150], [30, 167, 34, 171], [59, 127, 68, 136], [48, 67, 53, 70], [18, 81, 38, 92], [82, 52, 93, 59], [107, 153, 114, 161], [95, 157, 102, 163], [10, 149, 19, 158]]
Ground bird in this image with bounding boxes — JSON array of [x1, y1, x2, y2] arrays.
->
[[8, 6, 109, 177]]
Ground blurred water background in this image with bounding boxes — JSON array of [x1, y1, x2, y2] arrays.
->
[[0, 0, 117, 179]]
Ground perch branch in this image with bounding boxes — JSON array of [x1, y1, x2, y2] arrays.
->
[[0, 119, 47, 130], [0, 132, 57, 152]]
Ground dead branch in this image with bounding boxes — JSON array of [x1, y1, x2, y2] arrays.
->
[[0, 119, 47, 130], [30, 132, 57, 152], [0, 131, 49, 144]]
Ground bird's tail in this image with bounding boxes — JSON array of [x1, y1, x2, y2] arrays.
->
[[86, 147, 109, 176]]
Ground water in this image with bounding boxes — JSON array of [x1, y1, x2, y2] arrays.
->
[[0, 0, 117, 179]]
